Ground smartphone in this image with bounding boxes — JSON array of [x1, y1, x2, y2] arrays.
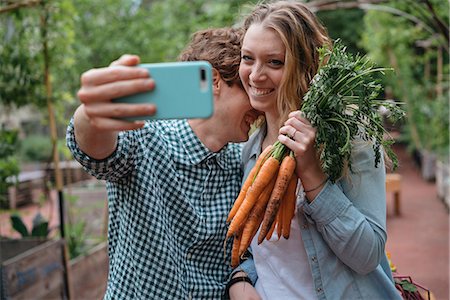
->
[[112, 61, 213, 120]]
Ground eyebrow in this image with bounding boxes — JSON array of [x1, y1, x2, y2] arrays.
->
[[241, 48, 284, 58]]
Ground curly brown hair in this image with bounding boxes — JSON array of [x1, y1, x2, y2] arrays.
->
[[178, 27, 244, 87]]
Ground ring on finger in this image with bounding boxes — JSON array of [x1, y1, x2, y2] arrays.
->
[[290, 129, 297, 140]]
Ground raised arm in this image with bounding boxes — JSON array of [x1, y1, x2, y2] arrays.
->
[[73, 54, 156, 159]]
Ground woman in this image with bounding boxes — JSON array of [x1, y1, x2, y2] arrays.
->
[[227, 1, 401, 299]]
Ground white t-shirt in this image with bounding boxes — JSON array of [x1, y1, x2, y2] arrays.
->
[[252, 206, 316, 300]]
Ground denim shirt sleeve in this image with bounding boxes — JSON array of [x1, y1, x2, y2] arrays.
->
[[231, 254, 258, 285], [302, 141, 387, 275]]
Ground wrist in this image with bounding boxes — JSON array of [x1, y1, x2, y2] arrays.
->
[[224, 273, 252, 299]]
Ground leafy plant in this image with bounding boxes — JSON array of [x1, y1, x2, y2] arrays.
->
[[64, 193, 88, 259], [10, 212, 49, 238], [301, 40, 405, 181], [0, 129, 20, 208], [65, 219, 87, 259], [361, 0, 449, 155]]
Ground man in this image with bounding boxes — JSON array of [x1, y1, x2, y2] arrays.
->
[[66, 27, 260, 299]]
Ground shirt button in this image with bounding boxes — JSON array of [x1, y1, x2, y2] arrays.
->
[[302, 224, 308, 229], [311, 256, 317, 262], [186, 253, 192, 259], [317, 287, 323, 293]]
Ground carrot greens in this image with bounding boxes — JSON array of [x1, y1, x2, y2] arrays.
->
[[301, 39, 405, 182]]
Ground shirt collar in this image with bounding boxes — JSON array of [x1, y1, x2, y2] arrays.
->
[[178, 120, 230, 169], [248, 123, 267, 162]]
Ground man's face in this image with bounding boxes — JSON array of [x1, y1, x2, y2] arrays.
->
[[215, 81, 261, 143]]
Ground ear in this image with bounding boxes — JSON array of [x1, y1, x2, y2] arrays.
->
[[212, 68, 221, 96]]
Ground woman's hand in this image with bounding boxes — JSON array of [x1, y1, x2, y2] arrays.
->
[[76, 54, 156, 132], [278, 110, 328, 201]]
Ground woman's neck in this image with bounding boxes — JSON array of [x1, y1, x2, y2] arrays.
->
[[262, 113, 281, 150]]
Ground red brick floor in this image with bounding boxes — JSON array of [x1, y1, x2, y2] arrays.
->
[[1, 144, 449, 299], [386, 145, 449, 300]]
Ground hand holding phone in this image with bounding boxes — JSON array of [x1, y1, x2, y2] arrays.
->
[[76, 54, 156, 132], [112, 61, 213, 120]]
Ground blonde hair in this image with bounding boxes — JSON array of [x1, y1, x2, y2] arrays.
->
[[242, 1, 331, 127]]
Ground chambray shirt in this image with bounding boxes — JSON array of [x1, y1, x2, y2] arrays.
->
[[238, 126, 401, 300], [66, 119, 243, 299]]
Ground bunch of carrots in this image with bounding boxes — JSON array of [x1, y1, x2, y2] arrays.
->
[[226, 141, 298, 267]]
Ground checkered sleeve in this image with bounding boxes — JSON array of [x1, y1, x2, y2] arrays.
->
[[66, 118, 138, 182]]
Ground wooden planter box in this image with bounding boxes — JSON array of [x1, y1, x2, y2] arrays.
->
[[420, 150, 437, 182], [1, 240, 108, 300], [436, 159, 450, 209], [0, 239, 68, 300], [69, 242, 108, 300]]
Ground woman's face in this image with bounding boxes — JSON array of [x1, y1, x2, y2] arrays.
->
[[239, 24, 286, 116]]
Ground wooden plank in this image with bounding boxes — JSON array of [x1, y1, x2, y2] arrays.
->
[[1, 239, 66, 300], [0, 239, 47, 262], [386, 173, 402, 216], [69, 242, 108, 300], [386, 173, 402, 192]]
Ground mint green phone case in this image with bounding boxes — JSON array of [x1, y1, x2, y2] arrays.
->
[[112, 61, 213, 120]]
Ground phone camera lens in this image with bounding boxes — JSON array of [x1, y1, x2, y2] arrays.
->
[[200, 68, 206, 81]]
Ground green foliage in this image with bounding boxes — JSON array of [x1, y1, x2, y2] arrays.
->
[[11, 214, 29, 237], [361, 0, 449, 155], [0, 8, 45, 108], [18, 134, 53, 162], [301, 40, 405, 182], [10, 212, 49, 238], [64, 193, 88, 259], [65, 219, 87, 259], [0, 129, 20, 208], [317, 9, 366, 55], [0, 1, 76, 110]]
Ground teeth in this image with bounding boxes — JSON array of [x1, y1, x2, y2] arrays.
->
[[251, 87, 272, 96]]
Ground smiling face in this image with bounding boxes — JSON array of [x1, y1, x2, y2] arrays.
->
[[239, 24, 286, 118], [214, 80, 261, 143]]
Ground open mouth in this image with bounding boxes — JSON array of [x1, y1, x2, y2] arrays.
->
[[249, 86, 274, 96]]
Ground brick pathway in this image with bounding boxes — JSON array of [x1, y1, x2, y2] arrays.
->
[[386, 144, 449, 300]]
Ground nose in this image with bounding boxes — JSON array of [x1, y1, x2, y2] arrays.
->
[[249, 63, 266, 82]]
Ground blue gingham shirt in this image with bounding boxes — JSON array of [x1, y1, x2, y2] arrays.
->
[[66, 119, 243, 299]]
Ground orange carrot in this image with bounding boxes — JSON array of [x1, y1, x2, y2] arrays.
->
[[227, 145, 273, 223], [227, 156, 280, 238], [276, 197, 284, 240], [231, 230, 242, 267], [258, 153, 296, 244], [282, 175, 298, 239], [238, 176, 277, 257], [265, 218, 277, 240]]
